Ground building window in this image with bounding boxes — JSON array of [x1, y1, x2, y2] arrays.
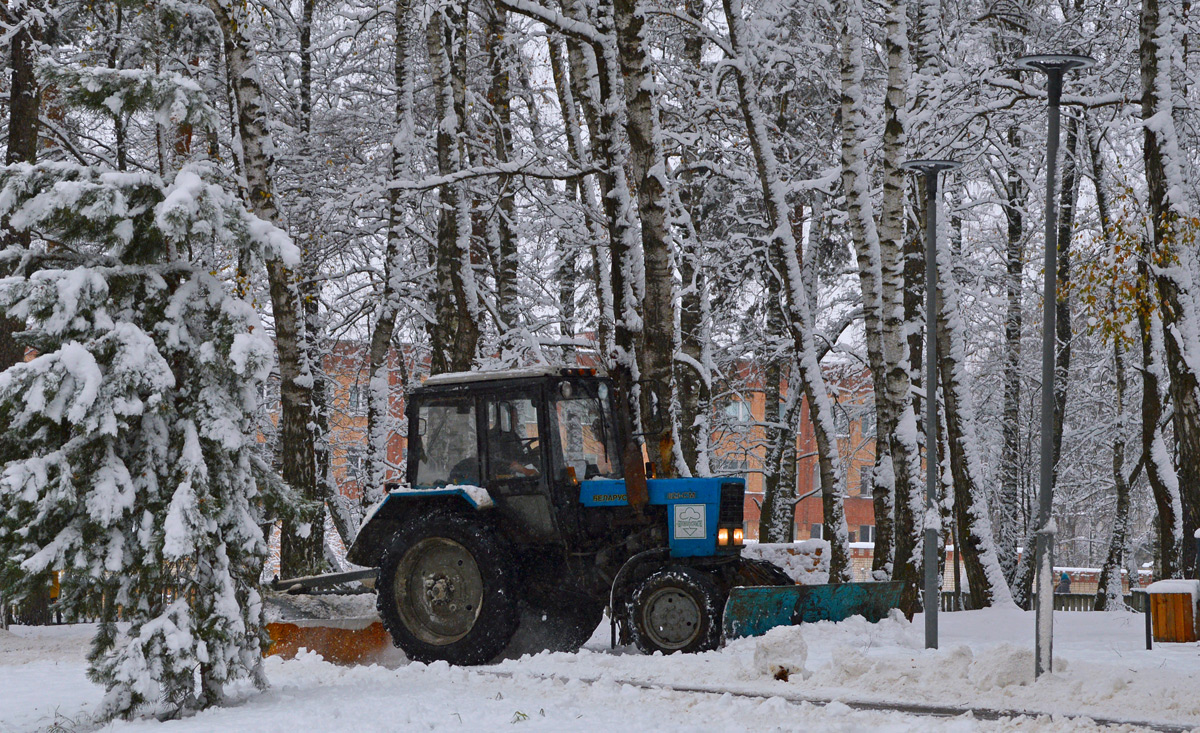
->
[[349, 384, 366, 415], [724, 400, 752, 424], [859, 472, 872, 496], [859, 525, 874, 543], [346, 449, 364, 480], [848, 530, 857, 542], [810, 523, 823, 540], [712, 456, 750, 474]]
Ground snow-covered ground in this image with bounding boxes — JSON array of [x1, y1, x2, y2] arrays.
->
[[2, 607, 1197, 732]]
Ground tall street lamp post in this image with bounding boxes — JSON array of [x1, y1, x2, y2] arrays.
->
[[1014, 52, 1095, 679], [901, 158, 961, 650]]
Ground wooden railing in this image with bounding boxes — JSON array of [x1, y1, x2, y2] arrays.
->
[[940, 591, 1148, 613]]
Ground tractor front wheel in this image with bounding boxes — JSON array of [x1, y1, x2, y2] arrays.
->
[[628, 566, 723, 655], [376, 512, 518, 665]]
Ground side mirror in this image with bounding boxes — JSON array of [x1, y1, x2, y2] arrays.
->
[[417, 417, 427, 436]]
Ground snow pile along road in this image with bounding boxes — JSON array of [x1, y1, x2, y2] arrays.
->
[[2, 606, 1198, 731]]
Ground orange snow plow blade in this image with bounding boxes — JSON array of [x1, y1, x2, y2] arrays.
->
[[265, 618, 391, 665]]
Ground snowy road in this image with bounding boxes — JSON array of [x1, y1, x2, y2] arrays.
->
[[3, 607, 1198, 732]]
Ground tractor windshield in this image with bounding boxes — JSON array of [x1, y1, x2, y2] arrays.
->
[[414, 399, 480, 487], [554, 380, 622, 480]]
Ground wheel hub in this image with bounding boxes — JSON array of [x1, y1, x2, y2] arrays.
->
[[644, 587, 701, 650], [395, 538, 483, 645]]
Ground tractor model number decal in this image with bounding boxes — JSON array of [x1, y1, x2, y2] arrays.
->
[[673, 504, 706, 540], [665, 491, 696, 500]]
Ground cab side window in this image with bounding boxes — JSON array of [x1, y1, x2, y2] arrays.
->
[[414, 400, 479, 487], [485, 398, 542, 482]]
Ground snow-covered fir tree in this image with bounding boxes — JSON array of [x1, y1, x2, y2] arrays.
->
[[0, 45, 297, 718]]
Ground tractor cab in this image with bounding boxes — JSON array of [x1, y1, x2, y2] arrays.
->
[[409, 367, 623, 491], [401, 367, 632, 549]]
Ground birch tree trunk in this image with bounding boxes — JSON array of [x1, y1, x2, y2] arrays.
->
[[613, 0, 682, 477], [208, 0, 323, 577], [875, 0, 921, 584], [366, 0, 418, 511], [427, 2, 480, 375], [840, 0, 891, 578], [839, 0, 921, 605], [723, 0, 850, 581], [1141, 0, 1200, 577]]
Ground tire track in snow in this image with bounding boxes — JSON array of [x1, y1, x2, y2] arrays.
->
[[477, 668, 1197, 732]]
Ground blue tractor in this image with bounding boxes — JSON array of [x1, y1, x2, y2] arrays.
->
[[346, 367, 792, 664]]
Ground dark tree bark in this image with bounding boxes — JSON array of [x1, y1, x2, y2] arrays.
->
[[486, 4, 520, 344], [427, 3, 480, 375], [998, 125, 1026, 593], [1051, 118, 1080, 487], [1141, 0, 1199, 577], [0, 4, 42, 370], [1088, 118, 1132, 609], [208, 0, 324, 577]]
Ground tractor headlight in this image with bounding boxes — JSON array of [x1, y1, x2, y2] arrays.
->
[[718, 528, 729, 546], [733, 528, 744, 545]]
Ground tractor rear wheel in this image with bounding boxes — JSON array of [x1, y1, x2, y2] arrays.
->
[[628, 566, 723, 655], [376, 512, 517, 665]]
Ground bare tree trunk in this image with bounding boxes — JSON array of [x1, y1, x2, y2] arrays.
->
[[366, 0, 418, 511], [548, 35, 612, 357], [675, 0, 711, 476], [760, 237, 795, 542], [208, 0, 323, 577], [427, 3, 480, 375], [934, 213, 1015, 608], [0, 7, 41, 368], [1097, 336, 1132, 609], [722, 0, 850, 580], [1051, 118, 1080, 487], [486, 4, 520, 346], [613, 0, 682, 477], [1089, 120, 1131, 609], [998, 125, 1026, 594], [1141, 0, 1200, 577], [1138, 285, 1183, 577]]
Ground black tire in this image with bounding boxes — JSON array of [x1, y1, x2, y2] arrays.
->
[[627, 565, 723, 655], [376, 512, 518, 665]]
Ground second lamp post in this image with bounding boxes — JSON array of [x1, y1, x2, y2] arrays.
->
[[901, 158, 961, 650]]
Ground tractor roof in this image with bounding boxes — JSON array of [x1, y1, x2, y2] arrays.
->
[[421, 366, 600, 387]]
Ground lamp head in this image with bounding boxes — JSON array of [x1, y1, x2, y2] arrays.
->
[[1013, 54, 1096, 74], [900, 159, 963, 175]]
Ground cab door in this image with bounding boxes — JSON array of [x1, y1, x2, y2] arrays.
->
[[480, 388, 559, 542]]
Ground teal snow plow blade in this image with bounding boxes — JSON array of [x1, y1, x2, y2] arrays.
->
[[722, 581, 907, 640]]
